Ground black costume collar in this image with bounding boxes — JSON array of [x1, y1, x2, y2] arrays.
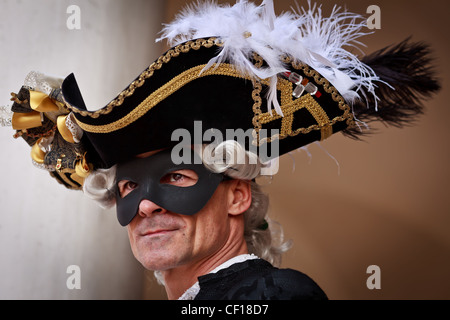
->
[[195, 258, 328, 300]]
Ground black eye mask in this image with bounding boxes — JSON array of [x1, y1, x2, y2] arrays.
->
[[115, 148, 225, 226]]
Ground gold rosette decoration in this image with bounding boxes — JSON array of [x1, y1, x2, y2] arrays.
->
[[8, 71, 92, 190]]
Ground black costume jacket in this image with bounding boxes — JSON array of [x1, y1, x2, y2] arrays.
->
[[194, 259, 327, 300]]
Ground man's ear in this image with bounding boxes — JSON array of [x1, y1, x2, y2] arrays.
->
[[227, 179, 252, 216]]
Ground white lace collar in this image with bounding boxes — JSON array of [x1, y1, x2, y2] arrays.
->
[[178, 254, 259, 300]]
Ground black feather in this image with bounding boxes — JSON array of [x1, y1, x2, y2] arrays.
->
[[343, 38, 441, 138]]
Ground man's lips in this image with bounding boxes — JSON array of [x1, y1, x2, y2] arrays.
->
[[140, 228, 179, 237]]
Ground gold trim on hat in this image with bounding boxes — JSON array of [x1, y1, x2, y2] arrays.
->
[[253, 60, 354, 145], [74, 63, 248, 133], [65, 38, 219, 119], [69, 37, 353, 146]]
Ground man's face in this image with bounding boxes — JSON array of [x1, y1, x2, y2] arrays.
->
[[126, 181, 233, 271], [118, 150, 235, 271]]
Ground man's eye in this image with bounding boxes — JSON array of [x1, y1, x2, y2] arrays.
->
[[125, 181, 138, 190], [169, 173, 184, 182], [117, 180, 139, 198], [160, 173, 186, 184], [160, 170, 198, 187]]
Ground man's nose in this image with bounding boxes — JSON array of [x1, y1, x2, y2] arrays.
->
[[138, 199, 166, 217]]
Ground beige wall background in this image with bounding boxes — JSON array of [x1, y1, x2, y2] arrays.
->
[[0, 0, 448, 300], [156, 0, 450, 300]]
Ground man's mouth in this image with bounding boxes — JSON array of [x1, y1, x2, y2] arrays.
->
[[140, 228, 178, 237]]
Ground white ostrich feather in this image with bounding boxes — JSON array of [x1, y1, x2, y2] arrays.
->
[[156, 0, 380, 115]]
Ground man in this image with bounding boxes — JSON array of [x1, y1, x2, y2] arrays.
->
[[3, 0, 439, 299], [114, 146, 327, 299], [83, 143, 328, 299]]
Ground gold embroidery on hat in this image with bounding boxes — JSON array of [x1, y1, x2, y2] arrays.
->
[[70, 40, 353, 143], [75, 63, 249, 133], [251, 59, 354, 146], [256, 88, 332, 140], [65, 38, 219, 118]]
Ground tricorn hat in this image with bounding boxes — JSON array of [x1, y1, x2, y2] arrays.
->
[[3, 0, 440, 190]]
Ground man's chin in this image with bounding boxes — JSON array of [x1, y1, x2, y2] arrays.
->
[[134, 250, 183, 272]]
